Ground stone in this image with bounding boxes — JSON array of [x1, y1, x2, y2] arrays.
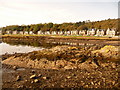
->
[[31, 81, 34, 83], [43, 76, 49, 80], [16, 75, 21, 81], [38, 74, 42, 77], [43, 77, 47, 80], [30, 74, 36, 79], [91, 82, 94, 85], [34, 79, 39, 83], [67, 76, 71, 79], [13, 66, 17, 70], [112, 81, 115, 85], [64, 65, 73, 69], [31, 70, 35, 73]]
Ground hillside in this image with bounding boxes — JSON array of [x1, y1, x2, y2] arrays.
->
[[1, 18, 119, 34]]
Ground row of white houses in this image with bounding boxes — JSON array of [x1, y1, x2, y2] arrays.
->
[[0, 28, 117, 37]]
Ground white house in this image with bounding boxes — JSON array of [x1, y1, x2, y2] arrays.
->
[[106, 28, 116, 37], [38, 31, 42, 34], [96, 29, 105, 36], [51, 31, 57, 35], [66, 31, 71, 35], [6, 30, 12, 34], [19, 31, 24, 35], [60, 31, 64, 35], [12, 31, 18, 34], [71, 30, 78, 35], [45, 31, 50, 35], [87, 29, 96, 36], [78, 30, 86, 35], [24, 31, 29, 35], [29, 31, 34, 35]]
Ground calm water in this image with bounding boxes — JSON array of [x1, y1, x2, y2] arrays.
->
[[0, 39, 102, 55], [0, 42, 44, 55]]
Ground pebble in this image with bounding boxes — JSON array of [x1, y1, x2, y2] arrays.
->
[[13, 66, 17, 70], [31, 81, 34, 83], [34, 79, 39, 83], [112, 81, 115, 85], [84, 85, 89, 88], [30, 74, 36, 79], [42, 76, 49, 80], [16, 75, 21, 81], [91, 82, 94, 85], [31, 70, 35, 73], [38, 74, 42, 77], [67, 76, 71, 79]]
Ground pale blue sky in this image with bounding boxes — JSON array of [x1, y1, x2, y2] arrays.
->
[[0, 0, 119, 27]]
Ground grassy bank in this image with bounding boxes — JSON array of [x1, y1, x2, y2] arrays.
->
[[2, 34, 119, 40]]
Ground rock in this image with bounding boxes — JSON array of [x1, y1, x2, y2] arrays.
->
[[31, 81, 34, 83], [16, 75, 21, 81], [72, 74, 76, 76], [112, 63, 116, 68], [31, 70, 35, 73], [43, 76, 49, 80], [38, 74, 42, 77], [30, 74, 36, 79], [91, 82, 94, 85], [43, 77, 47, 80], [112, 81, 115, 85], [67, 76, 71, 79], [13, 66, 17, 70], [34, 79, 39, 83], [18, 85, 23, 88], [92, 45, 120, 61], [84, 85, 89, 88], [64, 65, 74, 69]]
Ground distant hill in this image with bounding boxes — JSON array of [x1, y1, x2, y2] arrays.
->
[[79, 19, 118, 30], [1, 18, 119, 35]]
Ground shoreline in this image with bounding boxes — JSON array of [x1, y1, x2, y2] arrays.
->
[[1, 35, 120, 88], [2, 34, 120, 40], [2, 35, 120, 47]]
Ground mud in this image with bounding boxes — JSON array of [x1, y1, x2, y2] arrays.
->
[[1, 36, 120, 89], [2, 45, 120, 89]]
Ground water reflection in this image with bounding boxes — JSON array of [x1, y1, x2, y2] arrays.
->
[[1, 39, 105, 55], [0, 42, 44, 55], [2, 40, 61, 49], [2, 39, 100, 48]]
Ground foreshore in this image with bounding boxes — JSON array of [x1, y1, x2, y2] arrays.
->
[[1, 35, 120, 89], [2, 35, 120, 46]]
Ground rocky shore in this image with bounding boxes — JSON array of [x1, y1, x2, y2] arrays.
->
[[2, 45, 120, 89]]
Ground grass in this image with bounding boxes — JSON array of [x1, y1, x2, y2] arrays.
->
[[2, 34, 119, 40]]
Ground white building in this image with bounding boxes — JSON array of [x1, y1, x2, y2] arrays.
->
[[45, 31, 50, 35], [38, 31, 42, 34], [6, 30, 12, 34], [29, 31, 34, 35], [24, 31, 29, 35], [71, 30, 78, 35], [78, 30, 86, 35], [106, 28, 116, 37], [96, 29, 105, 36], [87, 29, 96, 36], [51, 31, 57, 35], [12, 31, 18, 34], [19, 31, 24, 35]]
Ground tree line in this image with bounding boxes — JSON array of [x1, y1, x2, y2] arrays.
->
[[1, 18, 119, 34]]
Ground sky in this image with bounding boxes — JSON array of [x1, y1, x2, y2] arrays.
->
[[0, 0, 119, 27]]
